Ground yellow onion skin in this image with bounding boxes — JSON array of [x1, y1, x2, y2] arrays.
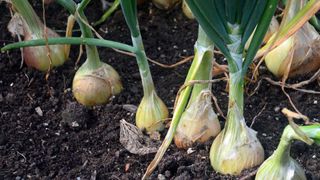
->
[[209, 106, 264, 175], [136, 91, 169, 133], [72, 62, 122, 106], [174, 90, 220, 149], [23, 28, 66, 71], [265, 22, 320, 78], [152, 0, 181, 10], [256, 156, 306, 180]]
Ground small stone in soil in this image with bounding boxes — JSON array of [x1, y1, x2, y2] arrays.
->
[[187, 148, 195, 155], [122, 104, 137, 113], [157, 174, 166, 180], [274, 106, 280, 112], [35, 107, 43, 116]]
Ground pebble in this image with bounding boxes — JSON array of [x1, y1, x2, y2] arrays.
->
[[274, 106, 280, 112], [35, 107, 43, 116], [187, 148, 195, 155], [122, 104, 137, 113], [262, 133, 267, 137], [158, 174, 166, 180], [313, 100, 318, 104], [71, 121, 80, 127]]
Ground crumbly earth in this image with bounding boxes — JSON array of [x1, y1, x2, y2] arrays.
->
[[0, 1, 319, 179]]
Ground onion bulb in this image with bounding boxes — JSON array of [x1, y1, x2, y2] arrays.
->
[[152, 0, 181, 10], [210, 103, 264, 175], [72, 62, 122, 106], [264, 0, 320, 78], [174, 89, 220, 149], [265, 23, 320, 77], [136, 90, 169, 133], [256, 124, 320, 180], [23, 28, 66, 71], [9, 0, 67, 71]]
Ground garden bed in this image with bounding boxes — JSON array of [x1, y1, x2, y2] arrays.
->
[[0, 1, 319, 179]]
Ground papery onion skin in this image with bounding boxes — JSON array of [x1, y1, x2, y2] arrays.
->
[[136, 91, 169, 133], [174, 90, 220, 149], [209, 103, 264, 175], [210, 127, 265, 175], [72, 62, 122, 106], [265, 23, 320, 78], [264, 0, 320, 78]]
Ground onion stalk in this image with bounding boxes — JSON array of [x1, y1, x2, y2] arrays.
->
[[120, 0, 169, 133], [264, 0, 320, 78], [174, 26, 220, 149], [10, 0, 68, 71]]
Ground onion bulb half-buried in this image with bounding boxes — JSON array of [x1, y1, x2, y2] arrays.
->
[[174, 89, 220, 149], [72, 61, 122, 106]]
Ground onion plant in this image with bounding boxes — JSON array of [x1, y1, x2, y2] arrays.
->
[[9, 0, 68, 71], [120, 0, 169, 133], [2, 0, 168, 133], [54, 0, 123, 106], [256, 124, 320, 180], [182, 0, 280, 175], [256, 109, 320, 180], [174, 26, 220, 149], [142, 1, 278, 178]]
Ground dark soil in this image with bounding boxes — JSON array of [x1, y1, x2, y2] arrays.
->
[[1, 1, 319, 180]]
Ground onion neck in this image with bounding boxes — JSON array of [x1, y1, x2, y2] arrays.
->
[[272, 136, 292, 163], [77, 10, 101, 70], [132, 35, 155, 97], [11, 0, 43, 36], [224, 23, 245, 132], [224, 70, 244, 133]]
